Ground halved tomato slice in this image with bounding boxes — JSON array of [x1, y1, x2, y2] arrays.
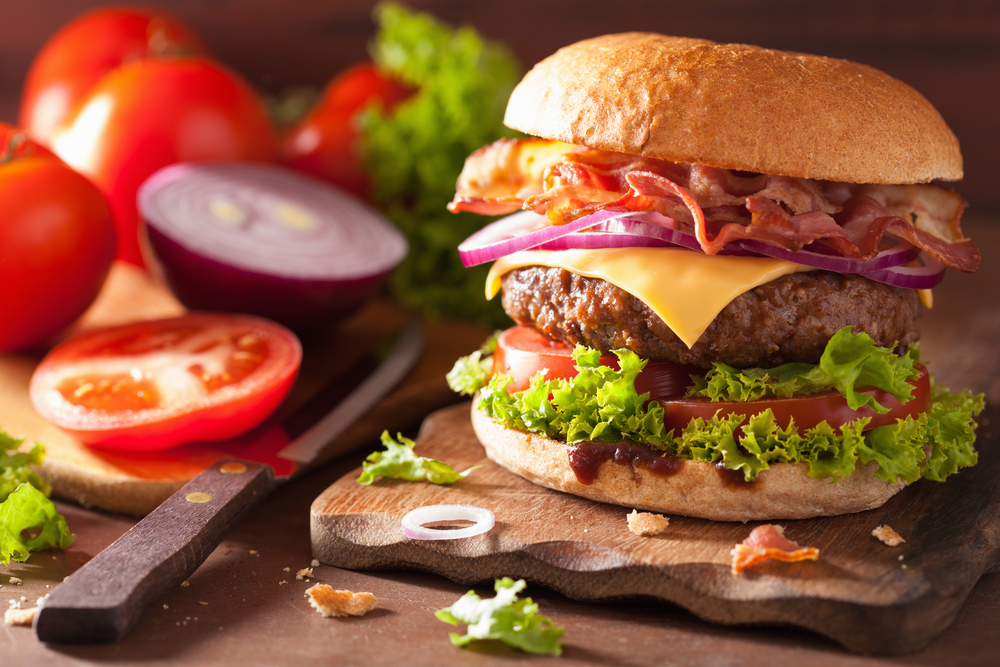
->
[[30, 313, 301, 451], [492, 326, 930, 433]]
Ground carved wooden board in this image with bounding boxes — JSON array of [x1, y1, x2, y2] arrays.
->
[[311, 401, 1000, 656], [0, 262, 480, 516]]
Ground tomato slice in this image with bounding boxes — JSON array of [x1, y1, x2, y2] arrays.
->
[[492, 326, 930, 433], [493, 326, 701, 399], [30, 314, 302, 451]]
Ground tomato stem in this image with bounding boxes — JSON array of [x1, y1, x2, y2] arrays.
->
[[0, 131, 27, 165]]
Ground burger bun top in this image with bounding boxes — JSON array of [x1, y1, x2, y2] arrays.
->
[[504, 33, 962, 184]]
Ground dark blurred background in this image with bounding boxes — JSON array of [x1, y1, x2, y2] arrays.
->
[[1, 0, 998, 212]]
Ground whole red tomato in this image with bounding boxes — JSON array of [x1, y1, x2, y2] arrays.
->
[[281, 63, 412, 200], [19, 6, 208, 145], [0, 124, 115, 352], [49, 57, 278, 266]]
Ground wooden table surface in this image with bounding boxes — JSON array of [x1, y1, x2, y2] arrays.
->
[[0, 214, 991, 665]]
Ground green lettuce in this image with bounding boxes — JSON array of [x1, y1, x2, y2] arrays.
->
[[0, 431, 74, 565], [446, 333, 499, 396], [462, 328, 983, 484], [0, 483, 74, 566], [688, 327, 920, 413], [436, 578, 565, 655], [363, 3, 523, 327], [358, 431, 477, 485]]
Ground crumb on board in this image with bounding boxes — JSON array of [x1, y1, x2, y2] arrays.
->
[[4, 607, 36, 626], [180, 581, 190, 588], [311, 559, 320, 568], [305, 584, 377, 618], [8, 577, 21, 586], [872, 525, 906, 547], [199, 601, 208, 606], [282, 567, 290, 573], [627, 509, 670, 536], [279, 580, 289, 585], [296, 568, 314, 581]]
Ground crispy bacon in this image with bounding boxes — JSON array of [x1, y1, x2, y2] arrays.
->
[[730, 524, 820, 574], [448, 138, 980, 273]]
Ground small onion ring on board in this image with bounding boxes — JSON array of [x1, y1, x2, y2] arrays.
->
[[400, 505, 496, 540]]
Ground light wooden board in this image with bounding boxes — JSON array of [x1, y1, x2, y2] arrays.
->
[[311, 401, 1000, 656], [0, 263, 483, 516]]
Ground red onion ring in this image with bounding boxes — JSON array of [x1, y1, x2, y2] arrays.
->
[[400, 505, 496, 540], [458, 210, 632, 267], [462, 209, 921, 276], [857, 253, 946, 290]]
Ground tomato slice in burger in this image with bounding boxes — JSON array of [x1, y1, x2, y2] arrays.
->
[[30, 314, 302, 451], [493, 326, 701, 399], [493, 325, 930, 433]]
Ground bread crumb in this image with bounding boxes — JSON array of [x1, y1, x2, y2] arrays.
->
[[279, 580, 289, 585], [163, 604, 169, 610], [305, 584, 377, 618], [199, 601, 208, 606], [8, 577, 21, 586], [296, 568, 313, 581], [311, 559, 320, 568], [4, 607, 36, 626], [282, 567, 290, 573], [627, 509, 670, 536], [180, 581, 190, 588], [872, 525, 905, 547]]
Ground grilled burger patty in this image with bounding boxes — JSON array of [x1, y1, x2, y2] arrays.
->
[[500, 266, 921, 369]]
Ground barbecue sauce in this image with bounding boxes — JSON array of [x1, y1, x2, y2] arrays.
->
[[567, 441, 683, 484]]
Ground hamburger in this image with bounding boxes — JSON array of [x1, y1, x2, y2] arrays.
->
[[445, 33, 983, 521]]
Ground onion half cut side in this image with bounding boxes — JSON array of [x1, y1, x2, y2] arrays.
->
[[400, 505, 495, 540], [139, 163, 408, 331]]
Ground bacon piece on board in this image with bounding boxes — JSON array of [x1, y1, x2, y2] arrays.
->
[[730, 524, 820, 574]]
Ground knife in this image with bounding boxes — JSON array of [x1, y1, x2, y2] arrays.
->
[[33, 319, 423, 644]]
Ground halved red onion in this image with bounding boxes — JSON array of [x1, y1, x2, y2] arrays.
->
[[857, 253, 946, 290], [400, 505, 495, 540], [458, 210, 633, 267], [139, 163, 407, 331]]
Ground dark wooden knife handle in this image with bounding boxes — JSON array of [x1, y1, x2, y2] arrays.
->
[[34, 459, 274, 644]]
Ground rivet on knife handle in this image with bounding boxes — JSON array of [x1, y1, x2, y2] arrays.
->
[[33, 460, 273, 644]]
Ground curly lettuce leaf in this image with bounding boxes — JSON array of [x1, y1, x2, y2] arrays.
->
[[363, 3, 522, 327], [446, 333, 499, 396], [479, 343, 983, 484], [0, 483, 74, 566], [435, 578, 565, 655], [688, 327, 920, 413], [358, 431, 477, 485]]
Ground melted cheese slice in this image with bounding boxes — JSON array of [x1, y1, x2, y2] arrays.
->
[[487, 248, 808, 348]]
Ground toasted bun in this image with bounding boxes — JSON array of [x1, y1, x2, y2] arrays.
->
[[471, 405, 904, 521], [505, 33, 962, 184]]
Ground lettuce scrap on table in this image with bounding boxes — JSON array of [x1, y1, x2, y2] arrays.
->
[[362, 3, 523, 328], [449, 327, 984, 484], [357, 431, 477, 485], [436, 578, 565, 655], [0, 431, 74, 565]]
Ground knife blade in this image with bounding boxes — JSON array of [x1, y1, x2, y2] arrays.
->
[[33, 319, 423, 644]]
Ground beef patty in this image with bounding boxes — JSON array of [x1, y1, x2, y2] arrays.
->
[[500, 266, 921, 368]]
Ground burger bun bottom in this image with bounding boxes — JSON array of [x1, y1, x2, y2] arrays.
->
[[471, 404, 905, 522]]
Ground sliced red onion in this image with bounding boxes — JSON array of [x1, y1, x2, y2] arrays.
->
[[458, 210, 633, 267], [400, 505, 495, 540], [537, 217, 757, 256], [139, 163, 407, 331], [734, 237, 919, 273], [857, 253, 946, 290], [463, 209, 920, 275]]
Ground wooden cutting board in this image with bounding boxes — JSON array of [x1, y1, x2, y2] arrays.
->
[[0, 262, 484, 516], [310, 401, 1000, 656]]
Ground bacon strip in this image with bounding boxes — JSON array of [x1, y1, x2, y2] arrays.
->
[[449, 138, 980, 273], [730, 524, 820, 574]]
